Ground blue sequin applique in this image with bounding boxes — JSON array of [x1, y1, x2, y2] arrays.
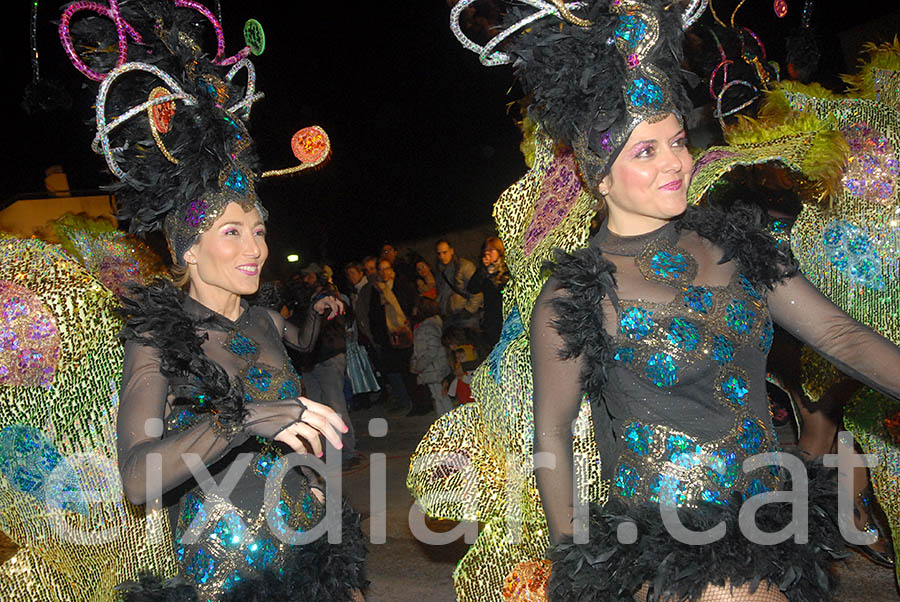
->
[[737, 419, 765, 453], [650, 251, 690, 280], [614, 347, 635, 364], [615, 464, 639, 498], [614, 15, 647, 50], [620, 307, 655, 340], [279, 379, 299, 400], [490, 307, 524, 384], [758, 319, 774, 354], [683, 286, 713, 314], [649, 474, 686, 506], [738, 274, 762, 300], [720, 374, 749, 407], [243, 538, 278, 570], [645, 353, 678, 387], [624, 423, 652, 456], [186, 547, 216, 585], [712, 335, 734, 365], [667, 317, 699, 351], [246, 366, 272, 392], [725, 300, 756, 335], [228, 332, 258, 357]]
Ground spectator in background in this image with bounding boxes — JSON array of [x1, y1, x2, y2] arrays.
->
[[369, 259, 418, 413], [434, 239, 482, 329], [415, 259, 438, 300], [291, 265, 356, 467], [362, 255, 378, 282], [467, 236, 510, 349], [410, 296, 452, 416], [345, 261, 368, 311]]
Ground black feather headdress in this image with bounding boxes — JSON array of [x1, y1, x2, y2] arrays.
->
[[59, 0, 330, 264], [451, 0, 699, 186]]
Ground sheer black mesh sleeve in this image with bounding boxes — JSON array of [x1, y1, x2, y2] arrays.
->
[[531, 279, 587, 544], [265, 307, 323, 353], [768, 274, 900, 401], [117, 341, 308, 505]]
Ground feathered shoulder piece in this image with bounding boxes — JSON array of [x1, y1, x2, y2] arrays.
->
[[118, 279, 245, 427], [541, 247, 617, 403], [678, 203, 798, 289]]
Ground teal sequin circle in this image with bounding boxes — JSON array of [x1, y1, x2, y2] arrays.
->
[[620, 307, 655, 340], [667, 317, 699, 351], [645, 353, 678, 387], [615, 464, 640, 497]]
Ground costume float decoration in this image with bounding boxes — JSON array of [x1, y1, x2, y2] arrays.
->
[[409, 2, 706, 601], [0, 2, 335, 601], [686, 38, 900, 582]]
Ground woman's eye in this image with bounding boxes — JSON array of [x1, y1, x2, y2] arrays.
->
[[254, 230, 267, 237], [224, 228, 239, 236], [636, 145, 655, 158], [673, 137, 687, 147]]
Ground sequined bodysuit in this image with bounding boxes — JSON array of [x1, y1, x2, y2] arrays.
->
[[118, 297, 325, 601], [531, 217, 900, 543]]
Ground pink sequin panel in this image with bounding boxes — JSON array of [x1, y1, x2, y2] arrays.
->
[[0, 281, 61, 389], [841, 122, 899, 205], [523, 153, 585, 256]]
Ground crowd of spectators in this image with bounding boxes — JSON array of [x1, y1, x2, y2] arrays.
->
[[253, 236, 510, 467]]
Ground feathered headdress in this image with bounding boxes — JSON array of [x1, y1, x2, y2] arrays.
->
[[451, 0, 704, 183], [59, 0, 330, 264]]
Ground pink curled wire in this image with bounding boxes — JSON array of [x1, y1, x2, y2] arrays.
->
[[173, 0, 250, 66], [58, 0, 143, 81]]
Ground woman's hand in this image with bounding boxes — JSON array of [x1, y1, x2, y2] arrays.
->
[[273, 398, 348, 456], [313, 295, 345, 320]]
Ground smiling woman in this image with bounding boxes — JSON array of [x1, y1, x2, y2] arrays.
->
[[54, 0, 367, 600]]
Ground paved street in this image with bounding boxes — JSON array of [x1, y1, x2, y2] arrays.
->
[[1, 405, 898, 601]]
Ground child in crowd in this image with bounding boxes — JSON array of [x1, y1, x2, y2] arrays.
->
[[410, 297, 453, 415]]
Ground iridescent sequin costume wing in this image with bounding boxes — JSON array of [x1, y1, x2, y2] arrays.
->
[[0, 236, 176, 601], [407, 129, 604, 602]]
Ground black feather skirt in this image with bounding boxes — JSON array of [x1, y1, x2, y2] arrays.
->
[[547, 463, 846, 602], [117, 501, 367, 602]]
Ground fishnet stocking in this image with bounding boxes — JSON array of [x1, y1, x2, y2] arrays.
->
[[633, 581, 790, 602]]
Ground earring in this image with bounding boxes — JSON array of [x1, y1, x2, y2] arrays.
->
[[599, 190, 609, 197]]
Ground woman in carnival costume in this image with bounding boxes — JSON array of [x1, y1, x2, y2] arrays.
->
[[409, 1, 900, 601], [55, 1, 367, 600]]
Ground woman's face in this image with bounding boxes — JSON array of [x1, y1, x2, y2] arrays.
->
[[183, 202, 268, 298], [482, 248, 500, 266], [416, 261, 431, 277], [598, 114, 692, 234]]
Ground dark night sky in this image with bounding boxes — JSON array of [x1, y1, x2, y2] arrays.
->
[[3, 1, 900, 277]]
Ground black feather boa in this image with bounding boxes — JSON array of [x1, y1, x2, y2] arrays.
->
[[543, 246, 618, 410], [547, 463, 845, 602], [677, 203, 798, 290], [118, 278, 246, 428], [117, 501, 367, 602]]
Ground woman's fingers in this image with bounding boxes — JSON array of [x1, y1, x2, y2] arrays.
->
[[300, 397, 349, 433], [274, 422, 321, 456]]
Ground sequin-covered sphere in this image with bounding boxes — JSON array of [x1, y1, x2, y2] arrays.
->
[[0, 281, 61, 388]]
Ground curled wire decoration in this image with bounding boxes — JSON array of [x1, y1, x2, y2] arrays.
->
[[714, 79, 759, 125], [260, 126, 332, 178], [92, 62, 198, 182], [224, 59, 265, 117], [548, 0, 593, 26], [450, 0, 589, 66], [58, 0, 143, 81], [451, 0, 708, 66], [173, 0, 250, 66], [681, 0, 708, 29]]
